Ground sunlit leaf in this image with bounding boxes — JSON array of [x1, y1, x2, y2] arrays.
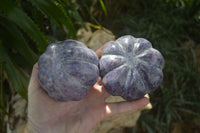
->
[[99, 0, 107, 16]]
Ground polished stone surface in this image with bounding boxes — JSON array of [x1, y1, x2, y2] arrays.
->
[[99, 35, 164, 101], [38, 40, 99, 101]]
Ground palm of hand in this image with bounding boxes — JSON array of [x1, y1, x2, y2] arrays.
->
[[27, 44, 149, 133]]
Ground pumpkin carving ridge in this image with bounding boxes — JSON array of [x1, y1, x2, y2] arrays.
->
[[38, 40, 99, 101], [99, 35, 164, 101]]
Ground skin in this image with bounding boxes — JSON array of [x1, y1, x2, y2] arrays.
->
[[23, 42, 149, 133]]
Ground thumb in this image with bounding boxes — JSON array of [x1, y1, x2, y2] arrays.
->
[[28, 63, 41, 95], [104, 97, 149, 117]]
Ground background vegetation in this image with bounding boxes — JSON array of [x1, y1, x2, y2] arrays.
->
[[1, 0, 200, 133], [94, 0, 200, 132]]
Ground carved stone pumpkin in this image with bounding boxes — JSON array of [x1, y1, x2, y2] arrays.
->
[[38, 40, 99, 101], [99, 35, 164, 101]]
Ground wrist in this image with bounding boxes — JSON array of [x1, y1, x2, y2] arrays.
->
[[22, 124, 29, 133], [22, 120, 41, 133], [29, 120, 41, 133], [24, 120, 66, 133]]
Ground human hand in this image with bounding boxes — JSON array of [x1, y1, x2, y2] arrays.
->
[[24, 42, 149, 133]]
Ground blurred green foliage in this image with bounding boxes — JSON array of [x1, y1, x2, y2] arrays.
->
[[93, 0, 200, 132]]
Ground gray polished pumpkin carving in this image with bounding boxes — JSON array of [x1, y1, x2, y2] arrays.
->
[[38, 40, 99, 101], [99, 35, 164, 101]]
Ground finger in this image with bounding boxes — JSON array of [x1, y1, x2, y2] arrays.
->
[[101, 86, 110, 98], [93, 77, 110, 97], [91, 77, 103, 93], [28, 63, 54, 102], [96, 41, 113, 58], [28, 63, 41, 94], [90, 83, 109, 96], [96, 77, 102, 85], [104, 97, 149, 117], [87, 83, 110, 100]]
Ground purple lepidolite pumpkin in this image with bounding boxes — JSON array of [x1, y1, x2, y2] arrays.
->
[[99, 35, 164, 101], [38, 40, 99, 101]]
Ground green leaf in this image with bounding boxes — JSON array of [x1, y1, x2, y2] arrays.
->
[[99, 0, 107, 16], [29, 0, 76, 38], [81, 1, 101, 26], [0, 0, 48, 52], [0, 42, 28, 100], [141, 121, 154, 133], [59, 0, 86, 29], [0, 16, 38, 66]]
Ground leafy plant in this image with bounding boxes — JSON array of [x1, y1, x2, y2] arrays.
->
[[0, 0, 106, 132], [93, 0, 200, 132]]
